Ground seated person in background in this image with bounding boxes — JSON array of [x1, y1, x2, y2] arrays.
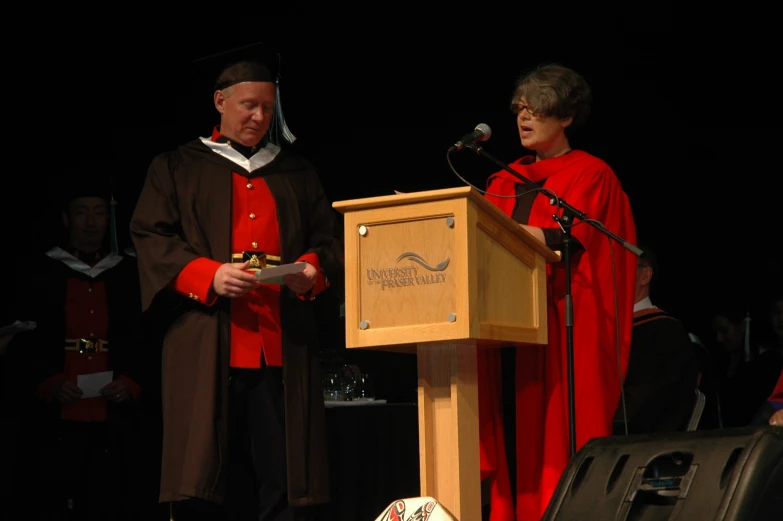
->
[[613, 245, 699, 434], [712, 300, 781, 427], [751, 368, 783, 426], [749, 296, 783, 426], [755, 295, 783, 401], [768, 369, 783, 426]]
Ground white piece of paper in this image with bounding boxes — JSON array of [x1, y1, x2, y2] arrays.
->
[[255, 262, 306, 284], [77, 370, 114, 399], [0, 320, 36, 338], [0, 320, 36, 355]]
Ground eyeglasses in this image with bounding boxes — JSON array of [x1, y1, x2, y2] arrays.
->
[[513, 103, 539, 117]]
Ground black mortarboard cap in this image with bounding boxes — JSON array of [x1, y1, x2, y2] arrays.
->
[[60, 162, 113, 208], [192, 41, 296, 145]]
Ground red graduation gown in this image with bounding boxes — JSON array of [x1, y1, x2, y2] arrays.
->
[[479, 150, 637, 520]]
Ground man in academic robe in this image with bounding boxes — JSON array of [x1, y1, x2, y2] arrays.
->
[[129, 43, 343, 521], [6, 168, 153, 520], [478, 64, 638, 521], [612, 246, 699, 434]]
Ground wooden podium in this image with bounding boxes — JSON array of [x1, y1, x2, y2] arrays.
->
[[332, 186, 559, 521]]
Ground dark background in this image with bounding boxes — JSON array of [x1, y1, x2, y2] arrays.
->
[[3, 17, 780, 364]]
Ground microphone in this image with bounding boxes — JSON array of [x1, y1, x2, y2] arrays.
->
[[449, 123, 491, 152]]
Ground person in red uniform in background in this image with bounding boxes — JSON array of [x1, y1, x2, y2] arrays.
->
[[768, 369, 783, 426], [766, 298, 783, 426], [8, 167, 153, 520], [130, 42, 344, 521], [477, 63, 638, 521]]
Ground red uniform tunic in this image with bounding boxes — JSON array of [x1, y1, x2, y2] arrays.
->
[[172, 129, 329, 368], [36, 251, 141, 420]]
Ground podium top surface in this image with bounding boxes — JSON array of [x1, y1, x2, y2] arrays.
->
[[332, 186, 476, 212], [332, 186, 559, 262]]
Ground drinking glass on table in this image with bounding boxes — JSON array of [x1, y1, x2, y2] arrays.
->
[[356, 373, 376, 401], [323, 372, 345, 402]]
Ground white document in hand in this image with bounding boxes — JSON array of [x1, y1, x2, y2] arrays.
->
[[255, 262, 306, 284], [77, 371, 114, 399], [0, 320, 36, 355], [0, 320, 36, 338]]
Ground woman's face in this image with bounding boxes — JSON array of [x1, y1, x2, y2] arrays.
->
[[516, 98, 572, 155]]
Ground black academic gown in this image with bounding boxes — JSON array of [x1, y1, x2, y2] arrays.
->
[[4, 247, 157, 519], [130, 139, 343, 507], [614, 307, 699, 434], [10, 248, 150, 423]]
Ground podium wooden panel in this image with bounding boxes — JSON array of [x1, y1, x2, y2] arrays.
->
[[333, 187, 558, 521]]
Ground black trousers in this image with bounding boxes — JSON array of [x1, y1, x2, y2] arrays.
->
[[172, 365, 314, 521], [37, 420, 133, 521], [226, 365, 292, 521]]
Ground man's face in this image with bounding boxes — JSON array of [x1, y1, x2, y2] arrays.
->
[[711, 315, 744, 353], [64, 197, 109, 249], [635, 263, 652, 302], [215, 81, 276, 147]]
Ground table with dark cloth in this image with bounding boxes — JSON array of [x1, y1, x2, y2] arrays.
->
[[321, 402, 420, 521]]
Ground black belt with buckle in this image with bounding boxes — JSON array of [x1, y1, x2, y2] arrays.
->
[[231, 251, 281, 272], [65, 337, 109, 353]]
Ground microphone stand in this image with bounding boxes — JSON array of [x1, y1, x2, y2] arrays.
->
[[465, 143, 642, 457]]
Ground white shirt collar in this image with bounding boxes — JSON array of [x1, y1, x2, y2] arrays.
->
[[634, 296, 656, 312], [45, 247, 124, 278], [199, 137, 281, 172]]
